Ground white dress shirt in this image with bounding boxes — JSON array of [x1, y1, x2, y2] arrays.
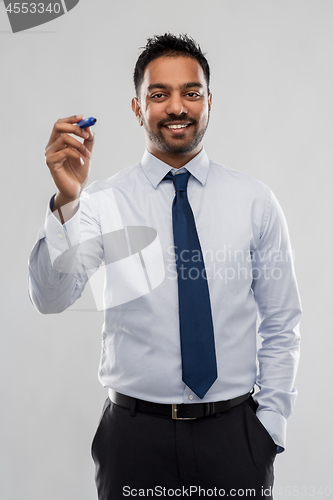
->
[[28, 147, 301, 452]]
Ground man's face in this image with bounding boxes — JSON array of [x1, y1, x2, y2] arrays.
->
[[132, 55, 212, 159]]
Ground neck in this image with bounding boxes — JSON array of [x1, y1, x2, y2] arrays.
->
[[148, 145, 203, 169]]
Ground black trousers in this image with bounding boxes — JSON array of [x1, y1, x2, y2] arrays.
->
[[91, 396, 276, 499]]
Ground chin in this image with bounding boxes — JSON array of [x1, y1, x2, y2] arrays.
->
[[165, 144, 198, 155]]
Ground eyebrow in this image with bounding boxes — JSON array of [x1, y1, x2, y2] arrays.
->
[[147, 82, 204, 92]]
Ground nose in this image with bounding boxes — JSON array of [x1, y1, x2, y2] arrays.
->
[[165, 94, 188, 116]]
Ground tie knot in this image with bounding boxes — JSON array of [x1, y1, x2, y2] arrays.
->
[[163, 171, 190, 192]]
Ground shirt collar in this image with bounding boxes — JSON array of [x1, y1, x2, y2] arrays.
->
[[140, 147, 210, 188]]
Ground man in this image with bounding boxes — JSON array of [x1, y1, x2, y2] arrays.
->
[[29, 33, 301, 499]]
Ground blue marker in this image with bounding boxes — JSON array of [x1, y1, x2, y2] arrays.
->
[[77, 117, 97, 129]]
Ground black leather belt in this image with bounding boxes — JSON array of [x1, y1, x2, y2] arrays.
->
[[109, 390, 251, 420]]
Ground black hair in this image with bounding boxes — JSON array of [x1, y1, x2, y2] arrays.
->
[[133, 33, 210, 98]]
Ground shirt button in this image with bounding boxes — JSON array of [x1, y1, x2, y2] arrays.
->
[[188, 395, 193, 400], [58, 233, 64, 239]]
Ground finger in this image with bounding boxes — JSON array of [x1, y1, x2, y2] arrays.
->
[[46, 133, 91, 159], [46, 115, 88, 149], [83, 126, 95, 153], [46, 147, 84, 170], [57, 114, 84, 124]]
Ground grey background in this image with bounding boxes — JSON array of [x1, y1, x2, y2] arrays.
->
[[1, 0, 332, 498]]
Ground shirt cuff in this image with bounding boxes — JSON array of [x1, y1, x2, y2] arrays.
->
[[255, 408, 287, 452], [45, 195, 81, 266], [50, 193, 56, 211]]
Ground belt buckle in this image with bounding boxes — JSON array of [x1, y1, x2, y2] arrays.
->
[[172, 404, 196, 420]]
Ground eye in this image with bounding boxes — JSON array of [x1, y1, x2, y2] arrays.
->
[[187, 92, 200, 98], [151, 93, 165, 99]]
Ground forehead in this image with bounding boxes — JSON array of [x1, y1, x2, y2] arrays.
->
[[141, 56, 207, 93]]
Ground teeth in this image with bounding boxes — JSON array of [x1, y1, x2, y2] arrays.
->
[[167, 124, 189, 129]]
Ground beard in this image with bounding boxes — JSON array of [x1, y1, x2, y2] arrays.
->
[[142, 111, 210, 155]]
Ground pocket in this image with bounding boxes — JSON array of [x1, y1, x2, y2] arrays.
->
[[246, 399, 277, 452], [91, 398, 111, 458]]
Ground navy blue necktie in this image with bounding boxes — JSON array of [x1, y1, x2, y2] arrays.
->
[[164, 171, 218, 399]]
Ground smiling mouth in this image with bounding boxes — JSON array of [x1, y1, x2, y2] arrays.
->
[[163, 123, 193, 133], [166, 123, 190, 129]]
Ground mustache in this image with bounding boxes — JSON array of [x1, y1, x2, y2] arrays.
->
[[158, 116, 196, 127]]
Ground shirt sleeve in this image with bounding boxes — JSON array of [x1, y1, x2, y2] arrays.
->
[[28, 191, 104, 314], [251, 187, 302, 452]]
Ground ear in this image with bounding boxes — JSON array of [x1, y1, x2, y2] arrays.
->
[[131, 97, 143, 127], [208, 92, 212, 112]]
